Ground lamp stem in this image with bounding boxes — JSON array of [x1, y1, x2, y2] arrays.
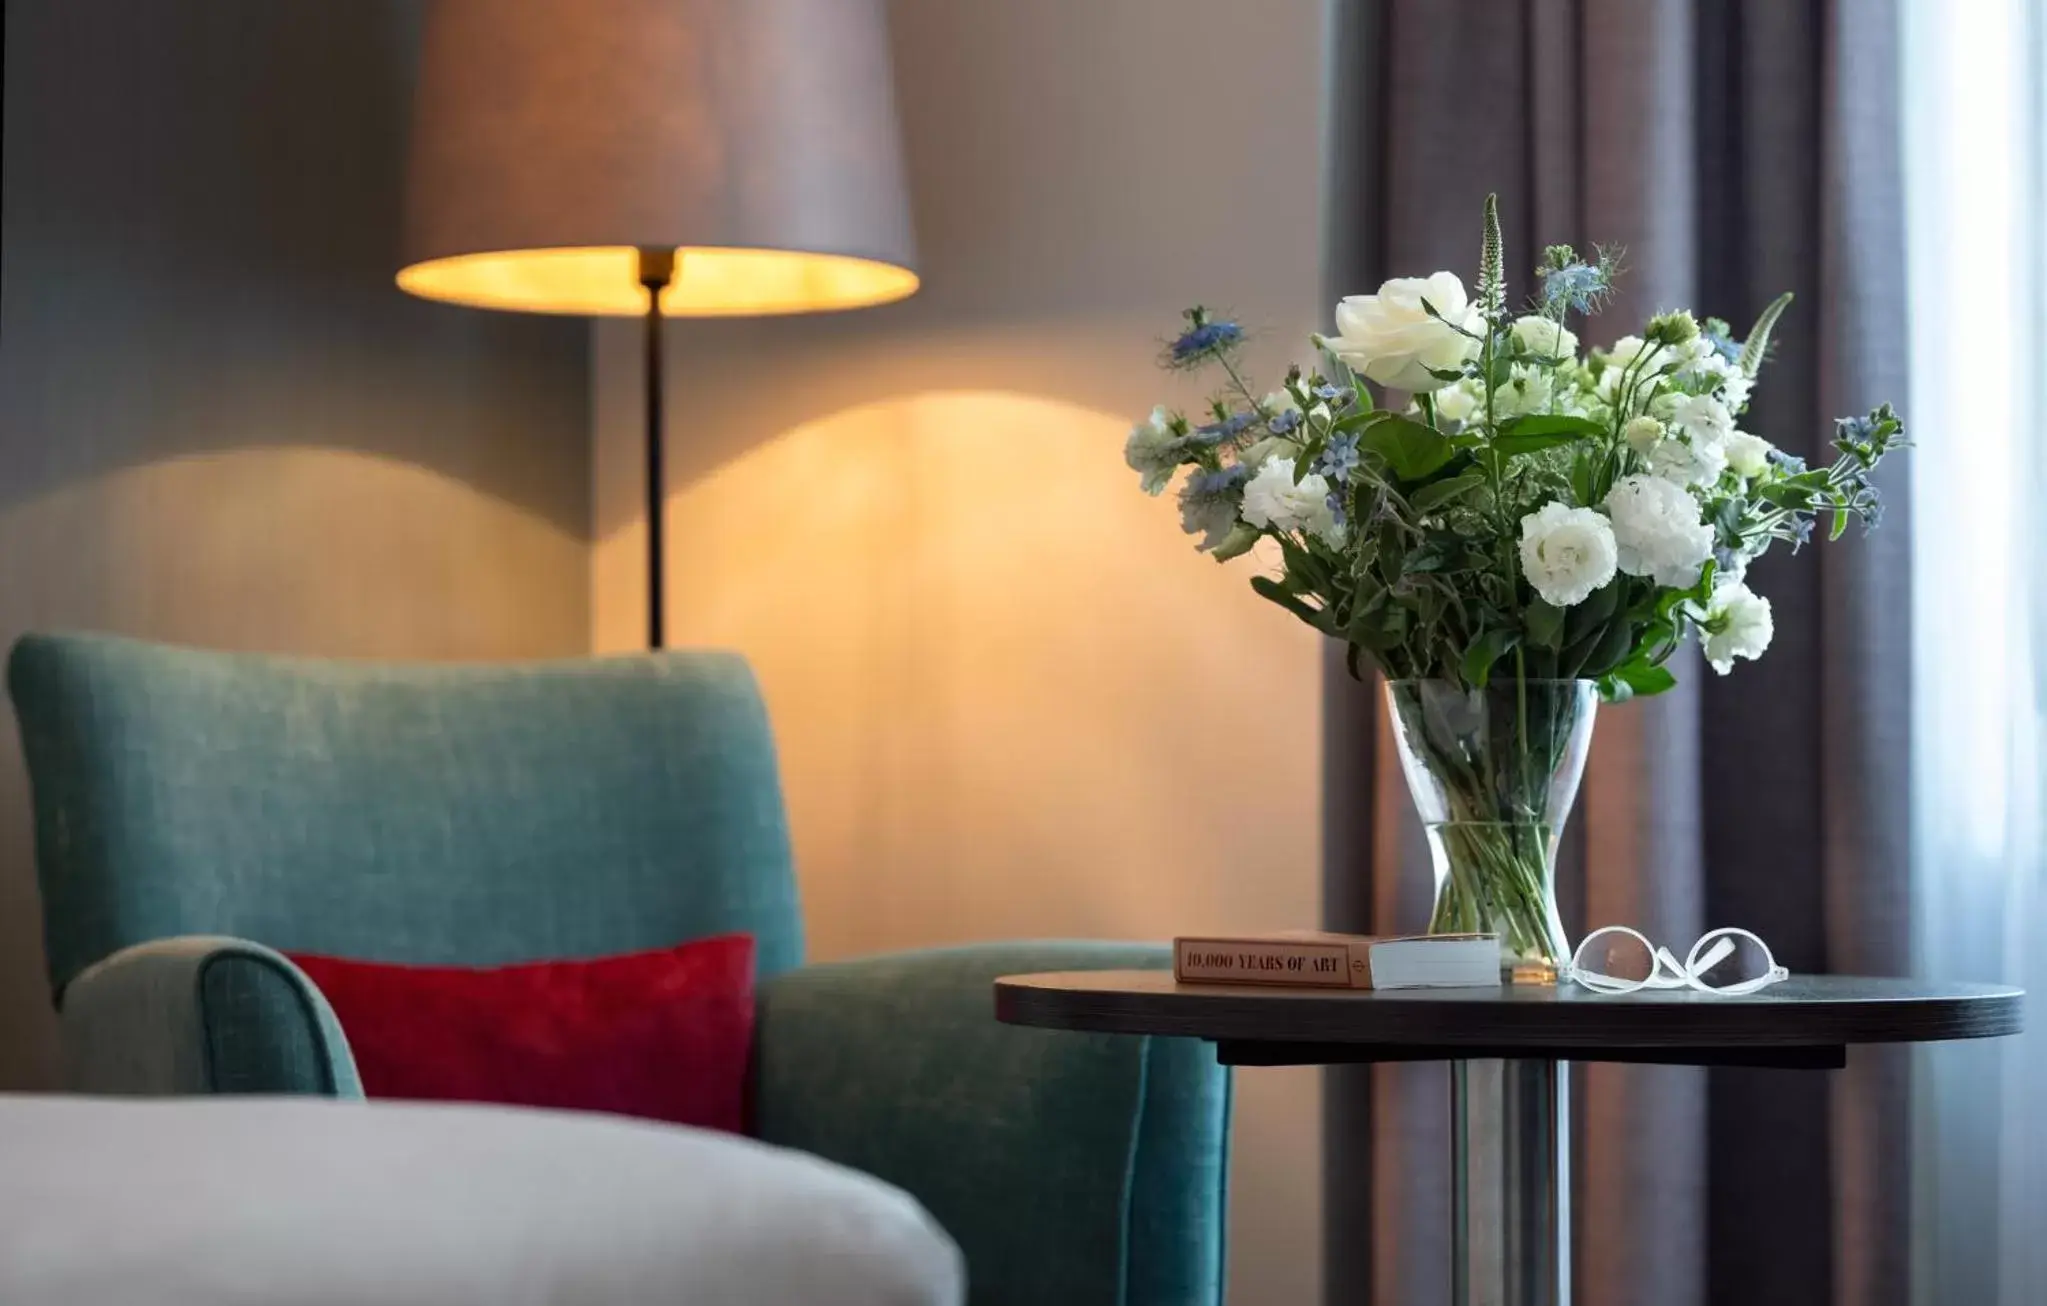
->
[[638, 248, 677, 649]]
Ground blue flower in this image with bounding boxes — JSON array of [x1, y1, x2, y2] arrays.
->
[[1184, 465, 1249, 498], [1701, 328, 1740, 363], [1542, 263, 1607, 314], [1169, 320, 1244, 364], [1314, 431, 1361, 482], [1313, 383, 1353, 405], [1192, 411, 1258, 443], [1325, 491, 1348, 529], [1766, 448, 1808, 473], [1268, 407, 1302, 436]]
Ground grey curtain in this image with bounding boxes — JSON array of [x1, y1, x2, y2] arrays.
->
[[1320, 2, 1911, 1304]]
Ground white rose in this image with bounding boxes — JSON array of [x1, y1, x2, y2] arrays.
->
[[1724, 431, 1774, 479], [1655, 392, 1734, 451], [1433, 378, 1482, 424], [1603, 473, 1715, 588], [1511, 315, 1579, 359], [1645, 434, 1728, 488], [1124, 406, 1182, 495], [1242, 458, 1343, 546], [1701, 581, 1774, 674], [1329, 272, 1483, 393], [1519, 502, 1619, 608]]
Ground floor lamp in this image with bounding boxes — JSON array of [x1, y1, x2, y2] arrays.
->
[[396, 0, 919, 648]]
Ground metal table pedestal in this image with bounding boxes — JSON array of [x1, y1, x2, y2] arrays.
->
[[1453, 1059, 1568, 1306]]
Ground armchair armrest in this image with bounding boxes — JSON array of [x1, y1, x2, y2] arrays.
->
[[58, 936, 361, 1097], [756, 941, 1229, 1306]]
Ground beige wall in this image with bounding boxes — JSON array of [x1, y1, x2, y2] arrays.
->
[[593, 2, 1328, 1301], [0, 0, 592, 1085]]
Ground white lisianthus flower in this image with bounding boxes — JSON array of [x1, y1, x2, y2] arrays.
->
[[1724, 431, 1774, 479], [1242, 458, 1344, 546], [1655, 392, 1735, 452], [1124, 406, 1183, 495], [1329, 272, 1483, 392], [1645, 433, 1729, 488], [1603, 473, 1716, 587], [1510, 315, 1579, 360], [1433, 377, 1482, 424], [1701, 581, 1774, 674], [1622, 415, 1666, 456], [1519, 502, 1619, 608]]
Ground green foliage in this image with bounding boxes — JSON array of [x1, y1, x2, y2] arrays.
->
[[1739, 292, 1794, 378], [1358, 416, 1458, 481]]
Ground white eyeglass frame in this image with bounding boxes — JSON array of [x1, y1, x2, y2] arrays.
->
[[1566, 925, 1790, 997]]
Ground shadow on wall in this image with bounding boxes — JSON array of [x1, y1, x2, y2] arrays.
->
[[0, 0, 586, 535]]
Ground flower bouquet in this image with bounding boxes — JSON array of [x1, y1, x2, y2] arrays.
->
[[1127, 195, 1904, 982]]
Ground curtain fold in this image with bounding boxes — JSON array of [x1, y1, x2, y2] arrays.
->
[[1319, 3, 1911, 1303]]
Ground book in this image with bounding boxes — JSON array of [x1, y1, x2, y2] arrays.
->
[[1171, 930, 1501, 990]]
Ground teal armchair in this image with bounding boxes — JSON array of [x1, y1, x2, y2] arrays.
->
[[9, 633, 1229, 1306]]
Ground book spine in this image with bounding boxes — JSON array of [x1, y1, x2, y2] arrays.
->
[[1173, 938, 1372, 988]]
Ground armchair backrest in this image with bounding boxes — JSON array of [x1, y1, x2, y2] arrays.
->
[[10, 634, 803, 997]]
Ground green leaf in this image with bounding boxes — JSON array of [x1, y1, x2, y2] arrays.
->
[[1498, 414, 1606, 440], [1567, 614, 1635, 678], [1598, 673, 1635, 704], [1829, 509, 1850, 541], [1492, 430, 1583, 459], [1461, 626, 1519, 689], [1250, 575, 1320, 625], [1402, 535, 1481, 575], [1211, 523, 1260, 561], [1570, 450, 1599, 507], [1315, 340, 1361, 394], [1345, 588, 1409, 651], [1563, 580, 1621, 647], [1410, 472, 1486, 513], [1609, 659, 1678, 697], [1739, 292, 1794, 378], [1359, 416, 1457, 481], [1524, 598, 1566, 651]]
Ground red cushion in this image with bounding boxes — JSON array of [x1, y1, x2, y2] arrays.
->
[[288, 935, 755, 1133]]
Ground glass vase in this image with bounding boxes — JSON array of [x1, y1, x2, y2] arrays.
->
[[1384, 678, 1598, 984]]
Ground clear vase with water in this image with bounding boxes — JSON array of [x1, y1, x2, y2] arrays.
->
[[1385, 678, 1598, 984]]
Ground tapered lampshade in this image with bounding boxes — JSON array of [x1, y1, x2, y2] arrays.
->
[[397, 0, 919, 317]]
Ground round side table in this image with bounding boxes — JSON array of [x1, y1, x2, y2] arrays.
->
[[995, 971, 2022, 1306]]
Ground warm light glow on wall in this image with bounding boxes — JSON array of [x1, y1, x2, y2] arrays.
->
[[396, 247, 920, 317]]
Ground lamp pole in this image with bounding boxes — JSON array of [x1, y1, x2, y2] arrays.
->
[[638, 248, 675, 649]]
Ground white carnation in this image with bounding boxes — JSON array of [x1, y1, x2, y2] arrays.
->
[[1724, 430, 1773, 479], [1328, 272, 1483, 393], [1511, 315, 1579, 359], [1655, 392, 1734, 451], [1242, 458, 1344, 546], [1124, 406, 1182, 495], [1701, 581, 1774, 674], [1603, 473, 1715, 588], [1519, 502, 1618, 608]]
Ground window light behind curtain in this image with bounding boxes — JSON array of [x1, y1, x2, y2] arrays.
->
[[1905, 1, 2047, 1302]]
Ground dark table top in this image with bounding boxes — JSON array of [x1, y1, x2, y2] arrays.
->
[[994, 970, 2024, 1069]]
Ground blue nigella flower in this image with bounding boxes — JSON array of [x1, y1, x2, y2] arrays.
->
[[1542, 263, 1607, 314], [1192, 411, 1258, 443], [1170, 320, 1244, 363], [1268, 407, 1302, 436], [1183, 465, 1248, 498], [1314, 431, 1361, 482]]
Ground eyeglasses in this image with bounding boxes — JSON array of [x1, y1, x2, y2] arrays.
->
[[1566, 925, 1789, 997]]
